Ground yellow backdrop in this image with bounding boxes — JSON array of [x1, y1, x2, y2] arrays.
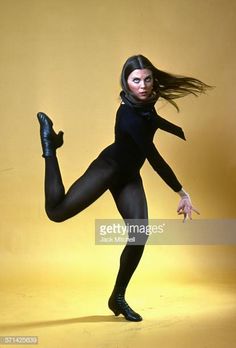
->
[[0, 0, 235, 282], [0, 1, 235, 347]]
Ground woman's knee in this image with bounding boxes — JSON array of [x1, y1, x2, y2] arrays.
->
[[46, 207, 70, 223]]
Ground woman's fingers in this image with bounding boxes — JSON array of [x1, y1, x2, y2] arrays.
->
[[188, 209, 192, 218], [177, 201, 185, 213], [192, 206, 200, 215], [177, 200, 200, 222], [183, 213, 187, 223]]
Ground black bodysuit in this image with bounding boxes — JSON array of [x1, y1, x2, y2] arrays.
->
[[43, 93, 185, 224], [98, 94, 185, 192], [43, 94, 186, 290]]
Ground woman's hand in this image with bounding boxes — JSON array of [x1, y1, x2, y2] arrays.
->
[[177, 189, 200, 222]]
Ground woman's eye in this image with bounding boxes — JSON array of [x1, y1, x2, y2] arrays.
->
[[145, 77, 152, 82], [133, 78, 140, 83]]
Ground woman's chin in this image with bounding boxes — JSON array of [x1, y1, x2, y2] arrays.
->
[[137, 95, 150, 101]]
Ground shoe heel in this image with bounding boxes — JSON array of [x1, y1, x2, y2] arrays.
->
[[113, 309, 120, 316], [108, 299, 120, 316]]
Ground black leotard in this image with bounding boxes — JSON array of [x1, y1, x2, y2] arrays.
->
[[98, 93, 185, 192]]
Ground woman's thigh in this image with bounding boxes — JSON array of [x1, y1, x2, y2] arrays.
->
[[110, 173, 148, 219], [51, 156, 118, 221], [109, 173, 149, 245]]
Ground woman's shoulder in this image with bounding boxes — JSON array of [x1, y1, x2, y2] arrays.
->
[[117, 103, 140, 119]]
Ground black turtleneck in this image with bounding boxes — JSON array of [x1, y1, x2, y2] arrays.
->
[[98, 93, 185, 192]]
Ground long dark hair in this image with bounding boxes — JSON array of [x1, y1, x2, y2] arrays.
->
[[121, 54, 212, 111]]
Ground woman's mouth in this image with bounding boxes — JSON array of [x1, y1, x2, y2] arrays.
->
[[139, 91, 149, 98]]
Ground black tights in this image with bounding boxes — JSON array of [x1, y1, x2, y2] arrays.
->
[[44, 155, 149, 290]]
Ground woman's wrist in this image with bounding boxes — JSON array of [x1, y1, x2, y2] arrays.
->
[[177, 188, 190, 198]]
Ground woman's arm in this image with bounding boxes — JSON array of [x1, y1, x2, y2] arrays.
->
[[146, 142, 182, 192], [147, 143, 200, 221]]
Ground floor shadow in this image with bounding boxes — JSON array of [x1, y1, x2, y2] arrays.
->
[[0, 315, 127, 332]]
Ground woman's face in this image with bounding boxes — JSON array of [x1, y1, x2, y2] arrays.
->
[[127, 68, 153, 101]]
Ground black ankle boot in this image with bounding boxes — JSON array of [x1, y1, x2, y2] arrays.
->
[[37, 112, 64, 157], [108, 286, 142, 322]]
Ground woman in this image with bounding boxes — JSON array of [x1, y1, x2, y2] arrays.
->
[[37, 54, 209, 322]]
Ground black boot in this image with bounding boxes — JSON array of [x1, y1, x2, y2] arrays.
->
[[37, 112, 64, 157], [108, 286, 142, 322]]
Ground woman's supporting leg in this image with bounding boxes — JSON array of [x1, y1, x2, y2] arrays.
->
[[37, 112, 117, 222], [108, 174, 149, 321]]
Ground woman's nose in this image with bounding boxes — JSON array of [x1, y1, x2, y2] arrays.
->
[[140, 80, 146, 88]]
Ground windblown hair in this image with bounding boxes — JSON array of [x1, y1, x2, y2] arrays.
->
[[121, 54, 212, 111]]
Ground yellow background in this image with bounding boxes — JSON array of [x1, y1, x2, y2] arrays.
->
[[0, 1, 235, 347]]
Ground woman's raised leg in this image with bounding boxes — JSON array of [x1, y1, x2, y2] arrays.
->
[[37, 112, 117, 222]]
